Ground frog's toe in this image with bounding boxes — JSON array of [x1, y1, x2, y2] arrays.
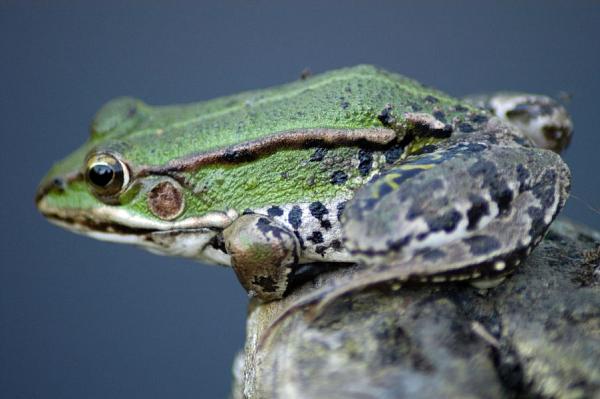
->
[[465, 92, 573, 153], [342, 141, 570, 283]]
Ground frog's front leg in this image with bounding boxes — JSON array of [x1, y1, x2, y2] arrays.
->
[[223, 214, 300, 301], [342, 139, 571, 287]]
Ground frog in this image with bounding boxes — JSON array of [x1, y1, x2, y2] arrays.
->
[[36, 65, 573, 301]]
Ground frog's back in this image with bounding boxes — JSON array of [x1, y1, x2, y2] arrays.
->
[[92, 65, 469, 166]]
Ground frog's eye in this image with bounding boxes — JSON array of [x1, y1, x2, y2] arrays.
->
[[85, 152, 130, 198]]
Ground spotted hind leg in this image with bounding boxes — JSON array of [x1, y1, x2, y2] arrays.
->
[[341, 140, 570, 286]]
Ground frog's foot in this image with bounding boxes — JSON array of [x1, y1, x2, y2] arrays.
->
[[338, 137, 570, 296], [223, 214, 300, 301], [465, 92, 573, 153]]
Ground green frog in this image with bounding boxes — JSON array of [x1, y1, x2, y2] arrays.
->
[[36, 65, 573, 301]]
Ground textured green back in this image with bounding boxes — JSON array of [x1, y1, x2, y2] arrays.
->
[[41, 65, 480, 218]]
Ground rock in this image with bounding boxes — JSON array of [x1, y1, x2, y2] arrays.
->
[[232, 219, 600, 399]]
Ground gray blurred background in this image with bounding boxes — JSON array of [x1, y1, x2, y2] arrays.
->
[[1, 2, 598, 398]]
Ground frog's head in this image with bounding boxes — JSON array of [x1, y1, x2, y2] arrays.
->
[[36, 97, 237, 264]]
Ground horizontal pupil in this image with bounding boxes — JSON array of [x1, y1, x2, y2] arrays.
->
[[89, 164, 114, 187]]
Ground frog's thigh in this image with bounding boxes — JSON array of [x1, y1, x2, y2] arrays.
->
[[342, 142, 570, 280], [223, 214, 300, 301]]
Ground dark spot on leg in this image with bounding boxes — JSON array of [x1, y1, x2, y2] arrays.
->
[[407, 202, 424, 220], [426, 209, 462, 233], [331, 170, 348, 185], [315, 245, 327, 256], [377, 183, 394, 198], [467, 194, 490, 230], [331, 239, 342, 250], [491, 185, 513, 216], [267, 206, 284, 218], [309, 201, 329, 220], [464, 235, 501, 256], [255, 217, 291, 242], [391, 168, 421, 186], [307, 231, 324, 244], [469, 159, 516, 221], [288, 206, 302, 230], [307, 202, 332, 229], [257, 217, 271, 226]]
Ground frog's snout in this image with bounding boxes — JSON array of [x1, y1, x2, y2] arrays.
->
[[35, 177, 59, 208], [35, 173, 68, 206], [50, 177, 66, 190], [35, 182, 58, 217], [35, 170, 84, 220]]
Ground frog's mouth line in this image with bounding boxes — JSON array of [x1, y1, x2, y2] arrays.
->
[[43, 212, 159, 237], [38, 201, 238, 240]]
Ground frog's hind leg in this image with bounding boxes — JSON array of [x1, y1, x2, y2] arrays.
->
[[341, 140, 571, 289]]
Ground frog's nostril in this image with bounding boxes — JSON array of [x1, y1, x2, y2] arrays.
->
[[35, 176, 66, 207], [52, 177, 66, 191]]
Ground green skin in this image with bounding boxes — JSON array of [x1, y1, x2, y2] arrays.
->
[[36, 65, 573, 301]]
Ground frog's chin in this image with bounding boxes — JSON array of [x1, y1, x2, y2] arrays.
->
[[40, 205, 238, 266]]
